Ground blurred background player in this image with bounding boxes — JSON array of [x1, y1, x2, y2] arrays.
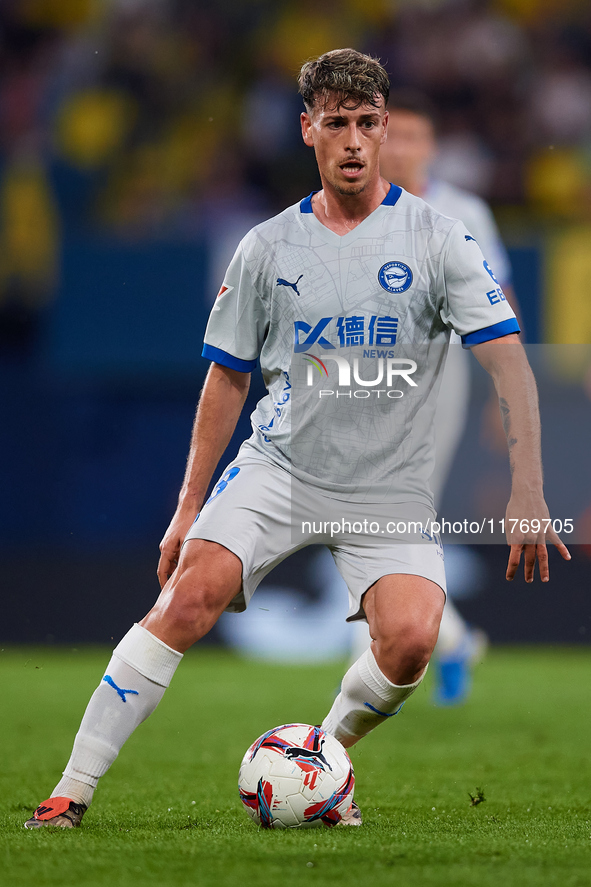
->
[[378, 90, 522, 705]]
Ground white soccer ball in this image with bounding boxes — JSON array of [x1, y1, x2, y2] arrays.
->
[[238, 723, 355, 829]]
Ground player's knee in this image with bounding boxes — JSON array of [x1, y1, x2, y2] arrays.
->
[[167, 542, 241, 624], [170, 575, 229, 626], [375, 623, 435, 683], [396, 639, 432, 679], [155, 558, 236, 638]]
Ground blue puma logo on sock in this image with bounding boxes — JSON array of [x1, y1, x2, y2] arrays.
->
[[276, 274, 303, 296], [364, 701, 403, 717], [103, 674, 139, 703]]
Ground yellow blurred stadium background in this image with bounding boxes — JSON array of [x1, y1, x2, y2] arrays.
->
[[1, 0, 591, 348]]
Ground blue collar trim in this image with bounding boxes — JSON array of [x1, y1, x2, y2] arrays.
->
[[300, 192, 316, 213], [299, 183, 402, 214], [382, 183, 403, 205]]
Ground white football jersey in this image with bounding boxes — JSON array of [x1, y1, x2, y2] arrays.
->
[[202, 184, 519, 505]]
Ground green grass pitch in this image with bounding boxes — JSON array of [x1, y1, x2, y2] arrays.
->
[[2, 645, 591, 887]]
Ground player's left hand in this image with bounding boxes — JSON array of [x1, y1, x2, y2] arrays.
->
[[505, 492, 571, 582], [506, 542, 571, 583]]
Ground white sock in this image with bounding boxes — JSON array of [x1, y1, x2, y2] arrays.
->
[[321, 646, 427, 747], [51, 624, 182, 807]]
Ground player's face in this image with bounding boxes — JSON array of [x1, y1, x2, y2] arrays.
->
[[380, 110, 436, 189], [301, 95, 388, 197]]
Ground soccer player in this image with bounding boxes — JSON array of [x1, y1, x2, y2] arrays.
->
[[25, 49, 569, 830], [378, 90, 520, 704]]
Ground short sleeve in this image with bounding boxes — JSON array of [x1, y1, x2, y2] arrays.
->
[[202, 238, 268, 372], [439, 220, 520, 347]]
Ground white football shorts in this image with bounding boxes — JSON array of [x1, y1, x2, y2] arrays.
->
[[184, 443, 446, 621]]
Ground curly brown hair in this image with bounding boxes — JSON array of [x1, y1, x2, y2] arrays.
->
[[298, 48, 390, 115]]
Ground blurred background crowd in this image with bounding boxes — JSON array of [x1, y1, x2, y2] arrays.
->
[[2, 0, 591, 334], [1, 0, 590, 646]]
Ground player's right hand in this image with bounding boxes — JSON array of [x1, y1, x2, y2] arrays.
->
[[157, 507, 199, 589]]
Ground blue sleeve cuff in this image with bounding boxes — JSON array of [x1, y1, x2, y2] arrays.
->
[[201, 343, 257, 372], [461, 317, 521, 347]]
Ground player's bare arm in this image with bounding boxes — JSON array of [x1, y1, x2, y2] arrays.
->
[[471, 333, 571, 582], [157, 362, 250, 587]]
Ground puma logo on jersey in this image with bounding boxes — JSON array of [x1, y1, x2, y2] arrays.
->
[[277, 274, 303, 296], [465, 235, 477, 243]]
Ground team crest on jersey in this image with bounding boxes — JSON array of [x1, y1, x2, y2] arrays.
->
[[378, 261, 413, 294]]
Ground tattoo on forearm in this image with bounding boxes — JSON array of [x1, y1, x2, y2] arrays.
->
[[499, 397, 510, 436], [499, 397, 518, 474]]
